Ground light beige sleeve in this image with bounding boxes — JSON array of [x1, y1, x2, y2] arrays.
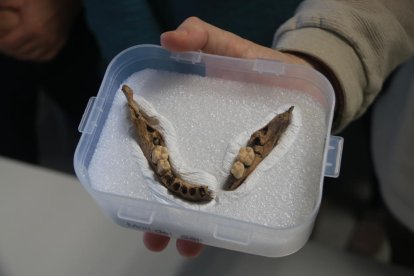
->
[[273, 0, 414, 132]]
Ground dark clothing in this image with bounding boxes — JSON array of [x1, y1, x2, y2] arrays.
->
[[0, 16, 102, 164], [84, 0, 301, 62]]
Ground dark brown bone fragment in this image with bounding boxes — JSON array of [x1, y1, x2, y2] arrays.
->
[[224, 106, 294, 191], [122, 85, 213, 202]]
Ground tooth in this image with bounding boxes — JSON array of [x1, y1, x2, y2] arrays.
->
[[151, 145, 169, 164], [231, 161, 245, 179], [157, 159, 171, 175], [237, 147, 255, 166]]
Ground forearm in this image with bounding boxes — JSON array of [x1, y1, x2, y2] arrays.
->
[[273, 0, 414, 132]]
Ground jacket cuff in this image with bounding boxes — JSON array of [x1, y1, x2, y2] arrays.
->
[[273, 27, 366, 133]]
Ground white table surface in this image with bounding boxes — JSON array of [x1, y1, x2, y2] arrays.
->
[[0, 156, 412, 276]]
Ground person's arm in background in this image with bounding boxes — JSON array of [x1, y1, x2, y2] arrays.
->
[[0, 0, 82, 61], [273, 0, 414, 132], [147, 0, 414, 257]]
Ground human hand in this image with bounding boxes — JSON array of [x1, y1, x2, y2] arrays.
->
[[143, 17, 320, 257], [143, 232, 204, 257], [161, 16, 316, 68], [0, 0, 81, 61]]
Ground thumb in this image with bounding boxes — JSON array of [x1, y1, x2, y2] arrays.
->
[[160, 17, 281, 60], [160, 17, 313, 68]]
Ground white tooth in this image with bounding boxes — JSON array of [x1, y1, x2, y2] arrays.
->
[[151, 145, 169, 164], [231, 161, 245, 179], [157, 159, 171, 175], [237, 146, 255, 166]]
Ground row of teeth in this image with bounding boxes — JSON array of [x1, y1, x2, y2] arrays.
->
[[152, 143, 258, 182]]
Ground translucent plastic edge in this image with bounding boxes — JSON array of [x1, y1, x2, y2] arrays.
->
[[77, 97, 105, 134], [75, 44, 337, 233], [73, 46, 159, 190], [324, 136, 344, 177]]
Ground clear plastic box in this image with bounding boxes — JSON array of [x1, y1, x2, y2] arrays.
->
[[74, 44, 343, 257]]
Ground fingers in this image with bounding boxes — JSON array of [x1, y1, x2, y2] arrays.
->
[[161, 16, 282, 60], [160, 17, 317, 69], [176, 239, 204, 257], [161, 16, 251, 58], [143, 232, 204, 257], [143, 232, 171, 252]]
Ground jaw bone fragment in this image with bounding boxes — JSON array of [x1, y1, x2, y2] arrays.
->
[[224, 106, 294, 191], [122, 85, 214, 203]]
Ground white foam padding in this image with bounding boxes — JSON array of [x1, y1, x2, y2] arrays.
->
[[89, 69, 328, 228]]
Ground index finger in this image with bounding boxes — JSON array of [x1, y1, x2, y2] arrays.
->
[[143, 232, 171, 252]]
